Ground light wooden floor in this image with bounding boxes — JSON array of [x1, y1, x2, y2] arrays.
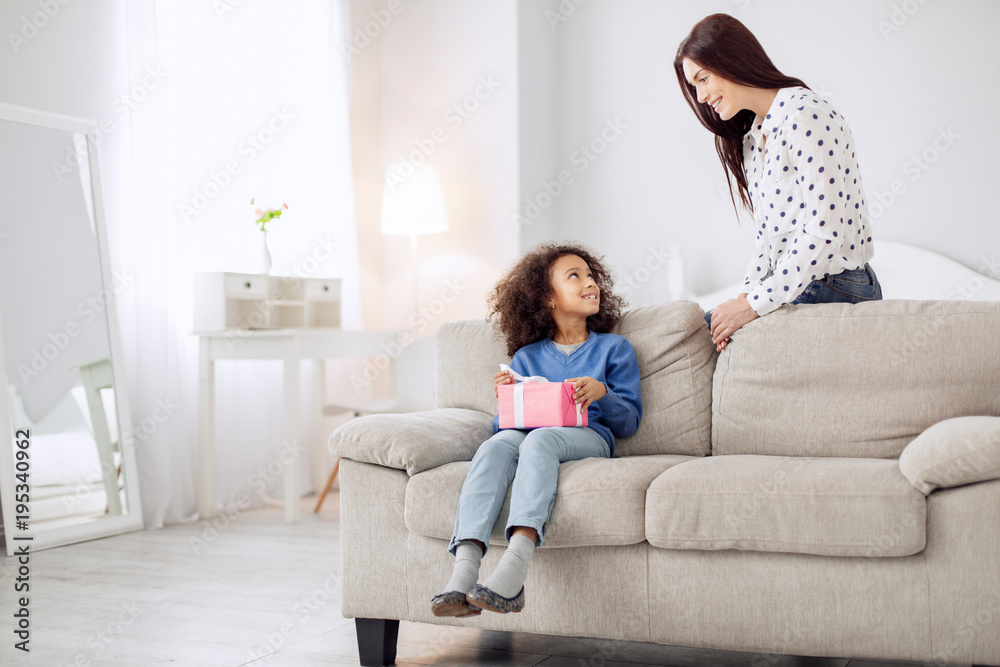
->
[[0, 491, 970, 667]]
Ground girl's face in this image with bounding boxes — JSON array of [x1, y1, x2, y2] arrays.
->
[[548, 254, 600, 318], [681, 58, 744, 122]]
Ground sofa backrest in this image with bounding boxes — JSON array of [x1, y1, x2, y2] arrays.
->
[[712, 299, 1000, 459], [434, 300, 717, 457]]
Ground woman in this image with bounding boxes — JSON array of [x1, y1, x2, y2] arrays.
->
[[675, 14, 882, 351]]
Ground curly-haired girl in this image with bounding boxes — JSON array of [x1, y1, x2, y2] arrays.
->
[[431, 243, 643, 617]]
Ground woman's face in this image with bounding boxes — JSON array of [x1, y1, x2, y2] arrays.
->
[[681, 58, 743, 122]]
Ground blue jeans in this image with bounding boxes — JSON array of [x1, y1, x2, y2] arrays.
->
[[703, 263, 883, 327], [448, 427, 610, 556]]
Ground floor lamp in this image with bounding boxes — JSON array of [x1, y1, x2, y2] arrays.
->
[[313, 164, 449, 513], [379, 164, 450, 315]]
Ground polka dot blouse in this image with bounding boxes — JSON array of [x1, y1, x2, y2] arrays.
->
[[742, 87, 873, 316]]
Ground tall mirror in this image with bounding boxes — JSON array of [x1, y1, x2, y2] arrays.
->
[[0, 103, 143, 553]]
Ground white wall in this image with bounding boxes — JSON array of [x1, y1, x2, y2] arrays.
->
[[517, 0, 1000, 302], [349, 0, 520, 333]]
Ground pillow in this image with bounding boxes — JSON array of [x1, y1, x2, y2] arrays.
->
[[898, 416, 1000, 494]]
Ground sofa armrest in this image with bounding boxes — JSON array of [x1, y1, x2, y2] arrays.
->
[[899, 416, 1000, 495], [328, 408, 495, 475]]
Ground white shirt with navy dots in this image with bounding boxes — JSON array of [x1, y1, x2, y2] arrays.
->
[[742, 86, 874, 316]]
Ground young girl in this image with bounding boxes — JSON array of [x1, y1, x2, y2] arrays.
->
[[431, 243, 642, 617], [676, 14, 882, 352]]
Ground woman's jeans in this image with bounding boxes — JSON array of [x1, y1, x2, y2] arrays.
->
[[704, 263, 882, 328], [448, 426, 610, 557]]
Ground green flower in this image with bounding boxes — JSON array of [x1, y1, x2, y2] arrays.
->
[[253, 201, 289, 231]]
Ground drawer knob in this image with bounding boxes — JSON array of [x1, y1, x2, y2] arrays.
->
[[244, 281, 252, 289], [323, 285, 329, 291]]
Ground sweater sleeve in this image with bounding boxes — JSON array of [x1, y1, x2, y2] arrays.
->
[[594, 338, 642, 438]]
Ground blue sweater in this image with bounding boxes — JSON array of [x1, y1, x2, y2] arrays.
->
[[493, 331, 642, 456]]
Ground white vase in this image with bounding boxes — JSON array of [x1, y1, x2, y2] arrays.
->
[[260, 230, 272, 275]]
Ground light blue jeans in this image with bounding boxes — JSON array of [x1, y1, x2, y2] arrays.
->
[[447, 427, 610, 557]]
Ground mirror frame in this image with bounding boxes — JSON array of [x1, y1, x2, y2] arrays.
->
[[0, 102, 144, 553]]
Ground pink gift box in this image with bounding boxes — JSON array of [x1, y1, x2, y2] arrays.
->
[[497, 381, 588, 429]]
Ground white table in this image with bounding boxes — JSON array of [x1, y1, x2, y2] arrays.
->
[[196, 328, 400, 523]]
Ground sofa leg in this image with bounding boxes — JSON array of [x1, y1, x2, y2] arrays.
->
[[355, 618, 399, 666]]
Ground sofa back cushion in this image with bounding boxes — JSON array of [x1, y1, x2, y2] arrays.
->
[[712, 299, 1000, 459], [435, 300, 717, 457]]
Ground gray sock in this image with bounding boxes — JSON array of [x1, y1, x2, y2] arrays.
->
[[444, 540, 483, 594], [481, 534, 535, 598]]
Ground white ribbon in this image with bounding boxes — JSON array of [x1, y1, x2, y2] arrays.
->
[[499, 364, 547, 384], [513, 382, 525, 428], [501, 364, 583, 427]]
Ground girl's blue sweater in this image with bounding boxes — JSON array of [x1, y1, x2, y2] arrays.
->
[[493, 331, 642, 456]]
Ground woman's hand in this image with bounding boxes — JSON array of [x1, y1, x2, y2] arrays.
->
[[566, 376, 607, 411], [494, 369, 513, 397], [710, 293, 759, 351]]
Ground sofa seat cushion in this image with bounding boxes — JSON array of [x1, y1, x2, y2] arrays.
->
[[646, 455, 926, 557], [405, 454, 698, 548]]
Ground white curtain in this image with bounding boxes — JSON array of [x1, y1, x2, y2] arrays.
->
[[113, 0, 360, 528]]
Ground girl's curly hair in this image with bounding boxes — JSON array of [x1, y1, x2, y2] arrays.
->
[[487, 243, 626, 357]]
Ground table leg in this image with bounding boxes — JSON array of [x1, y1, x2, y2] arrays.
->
[[283, 350, 301, 523], [198, 337, 215, 520], [311, 359, 327, 495]]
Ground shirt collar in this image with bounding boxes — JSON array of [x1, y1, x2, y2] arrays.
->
[[749, 87, 792, 143]]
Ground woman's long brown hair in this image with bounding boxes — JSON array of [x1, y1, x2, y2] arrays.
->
[[674, 14, 809, 215]]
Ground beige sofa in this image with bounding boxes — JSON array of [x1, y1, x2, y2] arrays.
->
[[328, 300, 1000, 666]]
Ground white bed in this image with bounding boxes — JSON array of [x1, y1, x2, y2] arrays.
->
[[696, 240, 1000, 311], [3, 383, 123, 530]]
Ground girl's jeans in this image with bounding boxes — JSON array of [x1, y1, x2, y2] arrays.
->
[[447, 426, 610, 557], [704, 263, 883, 328]]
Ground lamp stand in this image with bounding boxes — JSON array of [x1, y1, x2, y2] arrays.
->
[[409, 233, 419, 317]]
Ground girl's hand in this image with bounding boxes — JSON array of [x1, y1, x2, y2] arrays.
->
[[566, 376, 607, 411], [494, 369, 513, 397]]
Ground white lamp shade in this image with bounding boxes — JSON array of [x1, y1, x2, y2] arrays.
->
[[380, 164, 449, 236]]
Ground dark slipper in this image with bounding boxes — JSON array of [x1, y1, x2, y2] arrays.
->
[[466, 584, 525, 613], [431, 590, 482, 618]]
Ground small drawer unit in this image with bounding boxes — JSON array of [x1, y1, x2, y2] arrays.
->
[[193, 272, 342, 332]]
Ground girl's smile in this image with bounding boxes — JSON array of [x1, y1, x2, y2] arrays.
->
[[549, 254, 601, 318]]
